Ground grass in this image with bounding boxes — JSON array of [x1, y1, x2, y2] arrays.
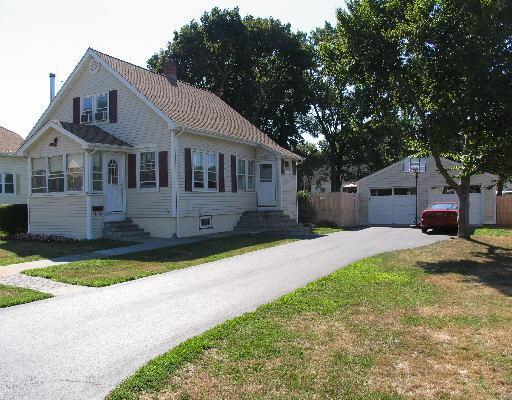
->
[[23, 234, 298, 287], [312, 226, 344, 235], [473, 226, 512, 237], [108, 231, 512, 400], [0, 237, 132, 267], [0, 284, 52, 308]]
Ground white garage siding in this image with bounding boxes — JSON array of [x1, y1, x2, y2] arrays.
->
[[358, 157, 496, 226]]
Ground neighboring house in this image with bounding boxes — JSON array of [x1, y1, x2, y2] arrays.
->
[[0, 126, 27, 205], [17, 49, 301, 239], [357, 156, 496, 226], [309, 165, 366, 194]]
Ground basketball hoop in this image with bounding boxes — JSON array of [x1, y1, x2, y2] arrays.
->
[[403, 157, 427, 226]]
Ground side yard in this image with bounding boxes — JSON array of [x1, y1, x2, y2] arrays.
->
[[109, 229, 512, 400]]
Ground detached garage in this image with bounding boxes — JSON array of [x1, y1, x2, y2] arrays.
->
[[357, 156, 496, 226]]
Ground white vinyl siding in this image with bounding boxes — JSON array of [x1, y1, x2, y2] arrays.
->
[[281, 164, 298, 221], [0, 155, 27, 204]]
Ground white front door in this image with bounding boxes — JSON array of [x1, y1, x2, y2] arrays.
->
[[105, 153, 124, 215], [256, 161, 277, 207]]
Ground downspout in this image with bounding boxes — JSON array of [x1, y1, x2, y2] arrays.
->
[[172, 128, 185, 238]]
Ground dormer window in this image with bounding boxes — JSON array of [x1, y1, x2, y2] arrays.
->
[[81, 93, 108, 124]]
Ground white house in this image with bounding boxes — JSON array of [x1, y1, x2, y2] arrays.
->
[[357, 156, 496, 226], [0, 126, 27, 205], [17, 49, 303, 239]]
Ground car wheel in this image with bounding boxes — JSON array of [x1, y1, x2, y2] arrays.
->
[[421, 228, 428, 234]]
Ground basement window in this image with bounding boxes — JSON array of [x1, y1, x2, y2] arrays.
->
[[199, 215, 213, 230]]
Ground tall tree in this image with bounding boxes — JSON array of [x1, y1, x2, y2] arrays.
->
[[148, 7, 314, 148], [335, 0, 512, 237], [301, 25, 407, 191]]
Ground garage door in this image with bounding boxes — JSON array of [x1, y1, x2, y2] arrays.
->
[[369, 187, 417, 225], [428, 186, 482, 225]]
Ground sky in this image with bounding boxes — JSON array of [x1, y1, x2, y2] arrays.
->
[[0, 0, 342, 139]]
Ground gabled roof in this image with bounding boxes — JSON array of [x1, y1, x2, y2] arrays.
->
[[92, 49, 300, 160], [0, 126, 23, 154], [54, 121, 132, 147]]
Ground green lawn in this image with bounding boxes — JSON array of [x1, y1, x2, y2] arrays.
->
[[0, 284, 52, 308], [473, 226, 512, 236], [0, 238, 132, 267], [108, 232, 512, 400], [24, 234, 298, 287], [312, 226, 344, 235]]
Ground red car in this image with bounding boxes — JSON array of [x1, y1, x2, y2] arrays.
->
[[421, 202, 458, 233]]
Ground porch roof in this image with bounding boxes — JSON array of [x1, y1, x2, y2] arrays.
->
[[54, 121, 132, 148]]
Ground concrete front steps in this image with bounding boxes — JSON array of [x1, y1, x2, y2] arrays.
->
[[235, 210, 311, 235], [104, 218, 150, 242]]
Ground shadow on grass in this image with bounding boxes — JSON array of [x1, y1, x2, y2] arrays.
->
[[416, 238, 512, 297]]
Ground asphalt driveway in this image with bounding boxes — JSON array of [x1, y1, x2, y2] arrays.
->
[[0, 227, 448, 400]]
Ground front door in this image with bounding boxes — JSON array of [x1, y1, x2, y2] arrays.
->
[[105, 153, 124, 215], [256, 161, 277, 207]]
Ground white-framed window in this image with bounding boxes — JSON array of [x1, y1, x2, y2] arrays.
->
[[247, 160, 255, 191], [199, 215, 213, 230], [66, 154, 84, 192], [0, 173, 15, 194], [92, 153, 103, 192], [192, 150, 218, 191], [81, 93, 108, 124], [48, 155, 64, 193], [31, 158, 47, 193], [284, 160, 292, 174], [237, 159, 256, 192], [237, 159, 246, 191], [139, 151, 156, 189]]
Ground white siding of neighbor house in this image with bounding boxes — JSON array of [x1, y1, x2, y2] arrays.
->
[[357, 156, 496, 225], [0, 155, 28, 205], [48, 54, 173, 223], [29, 195, 87, 239]]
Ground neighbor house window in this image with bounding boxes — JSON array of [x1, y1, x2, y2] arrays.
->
[[237, 159, 246, 191], [0, 173, 14, 194], [247, 160, 255, 191], [92, 154, 103, 191], [192, 150, 218, 191], [139, 151, 156, 189], [284, 160, 291, 173], [31, 158, 47, 193], [66, 154, 84, 192], [81, 93, 108, 123], [48, 156, 64, 192]]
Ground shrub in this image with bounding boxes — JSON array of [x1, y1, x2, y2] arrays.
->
[[7, 232, 80, 243], [0, 204, 28, 234], [317, 219, 339, 228], [297, 190, 314, 223]]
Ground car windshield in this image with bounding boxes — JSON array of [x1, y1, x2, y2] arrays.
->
[[430, 203, 457, 210]]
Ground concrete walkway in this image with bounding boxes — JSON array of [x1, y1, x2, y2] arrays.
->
[[0, 227, 448, 400], [0, 233, 236, 295]]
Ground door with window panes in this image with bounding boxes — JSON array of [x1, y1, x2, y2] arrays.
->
[[105, 153, 124, 214], [256, 161, 277, 207]]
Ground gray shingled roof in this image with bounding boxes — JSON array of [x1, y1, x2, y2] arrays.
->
[[54, 121, 132, 148], [0, 126, 23, 153], [93, 49, 301, 160]]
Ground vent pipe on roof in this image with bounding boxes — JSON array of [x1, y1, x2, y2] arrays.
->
[[49, 73, 56, 102], [162, 59, 177, 86]]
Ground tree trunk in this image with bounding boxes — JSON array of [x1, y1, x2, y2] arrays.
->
[[330, 165, 341, 192], [457, 176, 471, 239], [497, 176, 504, 196]]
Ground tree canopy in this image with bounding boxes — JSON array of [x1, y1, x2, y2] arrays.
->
[[148, 7, 314, 148]]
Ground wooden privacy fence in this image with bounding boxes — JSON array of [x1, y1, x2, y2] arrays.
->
[[311, 192, 359, 227], [497, 195, 512, 226]]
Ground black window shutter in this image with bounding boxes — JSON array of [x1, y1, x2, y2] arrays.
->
[[184, 148, 192, 192], [73, 97, 80, 124], [127, 154, 137, 188], [109, 90, 118, 123], [219, 153, 225, 192], [158, 151, 168, 187], [231, 155, 237, 193], [292, 161, 297, 175], [281, 159, 286, 175]]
